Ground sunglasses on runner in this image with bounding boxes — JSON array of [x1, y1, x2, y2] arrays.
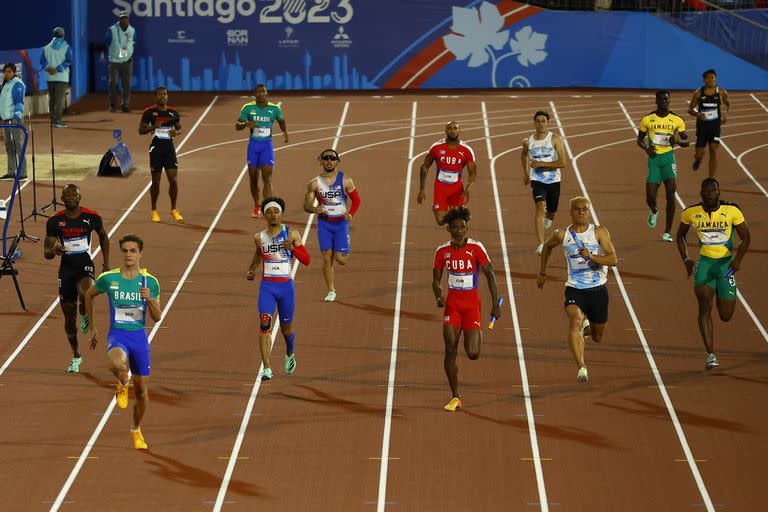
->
[[321, 155, 338, 161]]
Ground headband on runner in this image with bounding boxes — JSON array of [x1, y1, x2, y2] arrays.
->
[[263, 201, 283, 213]]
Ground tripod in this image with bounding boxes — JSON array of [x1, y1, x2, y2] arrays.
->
[[23, 113, 49, 222], [40, 113, 63, 213], [1, 123, 38, 253]]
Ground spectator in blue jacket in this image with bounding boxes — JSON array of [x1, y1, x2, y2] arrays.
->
[[41, 26, 72, 128], [0, 63, 27, 181], [106, 11, 135, 113]]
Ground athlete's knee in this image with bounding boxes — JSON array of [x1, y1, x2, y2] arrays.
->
[[279, 323, 292, 337], [717, 306, 735, 322], [259, 313, 272, 334], [535, 201, 546, 213], [333, 252, 348, 265], [467, 348, 480, 360]]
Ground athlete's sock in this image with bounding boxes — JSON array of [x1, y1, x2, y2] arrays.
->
[[285, 333, 295, 355]]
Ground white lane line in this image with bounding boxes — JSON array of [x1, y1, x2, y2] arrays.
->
[[0, 95, 219, 380], [552, 100, 715, 512], [213, 101, 350, 512], [482, 101, 549, 511], [2, 179, 30, 204], [617, 102, 768, 343], [750, 93, 768, 113], [377, 101, 417, 512], [735, 143, 768, 198], [719, 139, 768, 200]]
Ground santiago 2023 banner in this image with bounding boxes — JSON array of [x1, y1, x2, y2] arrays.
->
[[91, 0, 768, 91]]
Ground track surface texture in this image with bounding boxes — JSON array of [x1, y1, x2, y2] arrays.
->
[[1, 89, 766, 511]]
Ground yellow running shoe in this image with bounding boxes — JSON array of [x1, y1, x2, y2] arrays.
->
[[444, 397, 462, 412], [115, 382, 129, 409], [151, 210, 160, 222], [131, 428, 148, 450], [170, 209, 184, 222]]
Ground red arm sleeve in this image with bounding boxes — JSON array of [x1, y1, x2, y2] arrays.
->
[[292, 244, 310, 266], [348, 189, 361, 217]]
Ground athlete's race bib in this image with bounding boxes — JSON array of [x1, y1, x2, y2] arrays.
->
[[322, 203, 345, 216], [701, 109, 719, 121], [255, 127, 271, 138], [700, 229, 728, 245], [264, 261, 291, 278], [115, 304, 144, 324], [63, 235, 89, 254], [448, 272, 473, 290], [118, 47, 128, 59], [437, 169, 459, 184], [154, 127, 172, 139], [652, 132, 672, 146]]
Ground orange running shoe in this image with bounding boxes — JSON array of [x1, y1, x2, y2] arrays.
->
[[170, 209, 183, 222], [151, 210, 160, 222], [444, 397, 462, 412], [252, 205, 262, 218], [115, 382, 128, 409], [131, 428, 148, 450]]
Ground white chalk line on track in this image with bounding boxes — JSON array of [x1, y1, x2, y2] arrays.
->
[[551, 100, 716, 512], [213, 101, 349, 511], [0, 96, 220, 380], [482, 101, 549, 511], [616, 102, 768, 344], [376, 101, 417, 512]]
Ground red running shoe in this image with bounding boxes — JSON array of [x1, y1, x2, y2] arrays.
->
[[252, 205, 262, 218]]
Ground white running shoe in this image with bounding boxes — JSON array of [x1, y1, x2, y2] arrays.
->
[[535, 244, 544, 255], [705, 353, 719, 371], [324, 290, 337, 302], [544, 218, 552, 229], [581, 317, 591, 338], [577, 367, 589, 382]]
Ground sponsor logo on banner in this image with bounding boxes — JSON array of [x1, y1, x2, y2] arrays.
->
[[331, 26, 351, 48], [168, 30, 196, 44], [227, 29, 249, 46], [278, 26, 299, 48]]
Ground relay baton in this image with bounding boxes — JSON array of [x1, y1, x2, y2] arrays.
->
[[723, 266, 735, 279], [140, 269, 147, 303], [488, 297, 504, 330]]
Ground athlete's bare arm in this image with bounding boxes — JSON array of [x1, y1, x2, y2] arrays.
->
[[672, 127, 690, 148], [235, 117, 256, 130], [142, 284, 162, 322], [246, 233, 263, 280], [304, 178, 323, 214], [463, 161, 477, 204], [636, 126, 654, 157], [138, 116, 156, 135], [520, 138, 530, 185], [432, 267, 445, 307], [481, 262, 502, 321], [85, 285, 102, 348], [343, 176, 356, 193], [688, 89, 702, 119], [417, 154, 435, 205], [589, 226, 618, 267], [277, 118, 288, 143], [96, 226, 111, 271], [170, 118, 182, 138], [536, 229, 566, 289], [730, 221, 750, 272], [44, 235, 63, 259], [720, 88, 730, 124], [675, 221, 696, 277]]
